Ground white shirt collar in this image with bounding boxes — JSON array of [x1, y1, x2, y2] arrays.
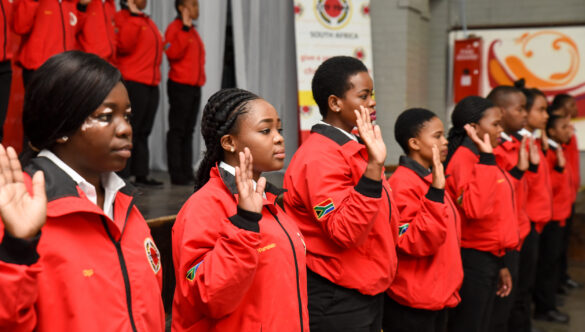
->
[[219, 161, 266, 199], [547, 138, 560, 149], [500, 132, 513, 142], [318, 120, 358, 142], [517, 128, 533, 138], [38, 150, 126, 219]]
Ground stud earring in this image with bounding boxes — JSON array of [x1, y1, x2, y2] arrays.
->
[[230, 147, 235, 152], [61, 136, 69, 142]]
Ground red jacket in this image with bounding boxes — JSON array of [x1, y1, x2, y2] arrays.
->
[[164, 18, 205, 87], [525, 138, 553, 232], [172, 166, 309, 332], [0, 0, 13, 62], [0, 157, 165, 332], [494, 133, 530, 247], [546, 142, 573, 223], [387, 156, 462, 310], [77, 0, 116, 63], [12, 0, 86, 70], [283, 124, 399, 296], [445, 137, 519, 257], [563, 134, 579, 202], [114, 8, 162, 86]]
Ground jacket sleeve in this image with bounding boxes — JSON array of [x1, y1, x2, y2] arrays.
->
[[390, 180, 448, 257], [446, 152, 498, 220], [11, 0, 39, 35], [164, 23, 190, 60], [173, 197, 262, 319], [297, 150, 384, 249], [0, 230, 41, 332], [115, 13, 141, 55]]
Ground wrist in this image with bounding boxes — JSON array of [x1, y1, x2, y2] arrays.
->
[[364, 162, 383, 181]]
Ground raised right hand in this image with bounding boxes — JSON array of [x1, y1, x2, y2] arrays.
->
[[0, 145, 47, 240], [557, 146, 566, 168], [517, 136, 529, 171], [181, 7, 193, 27], [235, 147, 266, 214], [463, 124, 492, 153], [431, 144, 445, 189], [355, 105, 386, 180], [127, 0, 141, 14]]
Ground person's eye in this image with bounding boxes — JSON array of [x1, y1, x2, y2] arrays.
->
[[94, 113, 113, 123], [277, 128, 284, 134], [360, 95, 368, 100], [124, 113, 132, 122], [259, 128, 270, 134]]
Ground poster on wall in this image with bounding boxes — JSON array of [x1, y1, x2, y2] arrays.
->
[[293, 0, 374, 144], [449, 26, 585, 149]]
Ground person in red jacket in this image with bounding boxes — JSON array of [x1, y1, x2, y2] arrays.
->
[[12, 0, 90, 87], [532, 111, 573, 324], [551, 93, 582, 291], [172, 88, 309, 332], [445, 96, 521, 332], [487, 84, 535, 332], [164, 0, 205, 185], [0, 51, 165, 331], [115, 0, 163, 186], [0, 0, 13, 141], [508, 86, 553, 332], [77, 0, 117, 63], [383, 108, 462, 332], [283, 56, 398, 332]]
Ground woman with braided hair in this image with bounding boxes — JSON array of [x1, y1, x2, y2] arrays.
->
[[171, 88, 309, 332], [445, 96, 522, 332]]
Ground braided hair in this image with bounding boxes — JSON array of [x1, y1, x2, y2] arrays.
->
[[446, 96, 495, 165], [194, 88, 260, 191]]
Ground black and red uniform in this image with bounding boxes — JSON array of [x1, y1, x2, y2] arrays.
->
[[171, 166, 309, 332], [163, 18, 205, 184], [283, 124, 399, 332], [533, 140, 573, 317], [12, 0, 87, 85], [445, 137, 520, 332], [383, 156, 462, 332], [77, 0, 116, 63], [0, 157, 165, 331], [114, 7, 162, 181]]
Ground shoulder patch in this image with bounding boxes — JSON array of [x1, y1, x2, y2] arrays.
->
[[186, 261, 203, 281], [399, 223, 410, 237], [144, 238, 161, 274], [313, 198, 335, 220]]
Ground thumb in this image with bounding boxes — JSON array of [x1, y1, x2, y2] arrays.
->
[[31, 171, 47, 203]]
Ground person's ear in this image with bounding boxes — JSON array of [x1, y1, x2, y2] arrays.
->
[[328, 95, 343, 114], [408, 137, 420, 152], [220, 134, 237, 154]]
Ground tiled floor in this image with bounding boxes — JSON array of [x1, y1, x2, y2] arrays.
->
[[138, 170, 585, 331]]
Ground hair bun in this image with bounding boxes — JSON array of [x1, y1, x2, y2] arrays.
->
[[514, 78, 526, 89]]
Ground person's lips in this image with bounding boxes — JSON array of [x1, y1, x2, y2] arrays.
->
[[274, 149, 286, 159], [370, 111, 377, 121], [113, 144, 132, 158]]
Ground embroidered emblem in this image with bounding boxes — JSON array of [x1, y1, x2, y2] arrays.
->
[[257, 243, 276, 253], [69, 12, 77, 26], [457, 191, 464, 205], [186, 261, 203, 281], [497, 179, 505, 184], [313, 198, 335, 220], [144, 238, 161, 274], [399, 223, 410, 237], [82, 269, 94, 277]]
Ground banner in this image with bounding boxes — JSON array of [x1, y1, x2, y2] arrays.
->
[[293, 0, 374, 144], [449, 26, 585, 149]]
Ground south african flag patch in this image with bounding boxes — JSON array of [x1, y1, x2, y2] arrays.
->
[[313, 198, 335, 220], [399, 223, 410, 237]]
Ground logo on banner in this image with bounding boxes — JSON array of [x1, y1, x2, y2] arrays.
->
[[314, 0, 352, 30]]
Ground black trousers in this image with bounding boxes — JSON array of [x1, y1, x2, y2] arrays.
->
[[307, 269, 384, 332], [382, 295, 446, 332], [489, 250, 519, 332], [508, 224, 540, 332], [166, 79, 201, 182], [120, 80, 160, 178], [533, 221, 564, 313], [0, 61, 12, 141], [558, 204, 575, 286], [447, 248, 501, 332]]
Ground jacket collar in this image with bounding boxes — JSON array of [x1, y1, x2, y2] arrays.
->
[[399, 155, 431, 179], [311, 123, 364, 146], [461, 136, 480, 155], [215, 166, 286, 198]]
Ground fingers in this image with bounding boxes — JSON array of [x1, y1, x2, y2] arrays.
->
[[0, 144, 14, 184], [31, 171, 47, 204], [463, 124, 479, 142], [482, 133, 491, 146], [245, 148, 254, 181], [256, 177, 266, 195], [432, 144, 440, 167], [6, 147, 23, 184]]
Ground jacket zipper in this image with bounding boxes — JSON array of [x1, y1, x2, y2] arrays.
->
[[100, 197, 139, 332], [382, 186, 392, 221], [147, 21, 159, 85], [58, 1, 66, 51], [101, 0, 114, 57], [0, 0, 6, 61], [267, 208, 304, 332]]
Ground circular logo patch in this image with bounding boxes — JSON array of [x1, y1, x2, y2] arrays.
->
[[144, 238, 161, 274], [314, 0, 352, 30]]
